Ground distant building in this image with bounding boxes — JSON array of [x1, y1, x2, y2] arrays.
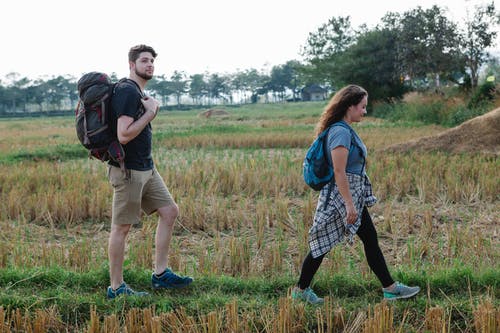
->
[[301, 84, 327, 101]]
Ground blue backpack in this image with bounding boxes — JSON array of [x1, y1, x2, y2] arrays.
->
[[303, 122, 360, 191]]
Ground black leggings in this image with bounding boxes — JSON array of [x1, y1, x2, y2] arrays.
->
[[297, 206, 394, 289]]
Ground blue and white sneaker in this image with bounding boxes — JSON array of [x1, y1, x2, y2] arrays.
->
[[383, 282, 420, 300], [107, 282, 149, 299], [152, 268, 193, 289], [291, 286, 324, 305]]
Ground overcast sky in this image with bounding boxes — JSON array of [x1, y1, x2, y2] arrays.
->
[[1, 0, 496, 80]]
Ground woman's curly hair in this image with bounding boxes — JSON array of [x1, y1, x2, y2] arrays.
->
[[315, 85, 367, 137]]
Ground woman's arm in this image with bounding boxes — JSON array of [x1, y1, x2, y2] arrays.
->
[[331, 147, 358, 224]]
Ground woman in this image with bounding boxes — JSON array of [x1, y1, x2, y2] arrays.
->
[[292, 85, 420, 304]]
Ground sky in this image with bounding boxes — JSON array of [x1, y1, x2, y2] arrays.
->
[[1, 0, 497, 81]]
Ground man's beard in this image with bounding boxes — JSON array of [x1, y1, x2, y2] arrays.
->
[[135, 68, 153, 80]]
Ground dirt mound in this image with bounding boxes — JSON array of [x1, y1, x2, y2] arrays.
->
[[199, 109, 229, 118], [385, 108, 500, 155]]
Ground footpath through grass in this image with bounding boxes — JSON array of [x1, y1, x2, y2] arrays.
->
[[0, 266, 497, 332]]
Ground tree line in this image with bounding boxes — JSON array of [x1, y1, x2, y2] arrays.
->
[[0, 3, 498, 115]]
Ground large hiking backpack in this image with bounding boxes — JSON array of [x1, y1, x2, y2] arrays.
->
[[303, 122, 361, 191], [75, 72, 125, 169]]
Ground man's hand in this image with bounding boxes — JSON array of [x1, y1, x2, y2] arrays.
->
[[141, 96, 160, 118]]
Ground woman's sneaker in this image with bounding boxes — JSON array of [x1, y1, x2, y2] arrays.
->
[[152, 268, 193, 289], [107, 282, 149, 299], [291, 286, 324, 305], [383, 282, 420, 300]]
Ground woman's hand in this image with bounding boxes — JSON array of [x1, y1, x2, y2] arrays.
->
[[346, 202, 358, 225]]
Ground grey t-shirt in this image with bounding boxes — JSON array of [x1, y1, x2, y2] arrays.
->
[[326, 121, 367, 175]]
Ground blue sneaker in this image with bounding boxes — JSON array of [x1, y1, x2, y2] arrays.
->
[[152, 268, 193, 289], [291, 286, 324, 305], [383, 282, 420, 300], [107, 282, 149, 299]]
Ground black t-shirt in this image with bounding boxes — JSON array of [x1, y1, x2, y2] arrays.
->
[[109, 79, 153, 171]]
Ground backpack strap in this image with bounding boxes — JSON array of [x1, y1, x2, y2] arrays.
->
[[107, 140, 126, 172], [116, 78, 146, 117], [117, 78, 144, 94], [331, 121, 365, 167]]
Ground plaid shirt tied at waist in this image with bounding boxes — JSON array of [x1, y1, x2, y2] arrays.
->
[[309, 173, 377, 258]]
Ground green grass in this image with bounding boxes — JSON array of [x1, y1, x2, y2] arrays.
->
[[0, 265, 497, 331], [154, 122, 312, 138], [0, 144, 87, 164]]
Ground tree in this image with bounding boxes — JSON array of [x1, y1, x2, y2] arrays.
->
[[384, 5, 462, 88], [169, 71, 189, 107], [461, 1, 500, 88], [45, 76, 69, 111], [228, 72, 242, 104], [206, 74, 228, 105], [0, 84, 7, 114], [479, 55, 500, 83], [266, 61, 306, 102], [301, 16, 356, 87], [149, 75, 173, 106], [285, 60, 306, 101], [336, 28, 407, 102], [60, 75, 78, 110], [240, 69, 269, 104], [3, 72, 29, 111], [26, 80, 47, 112], [302, 16, 355, 60], [189, 74, 207, 105], [268, 64, 289, 102]]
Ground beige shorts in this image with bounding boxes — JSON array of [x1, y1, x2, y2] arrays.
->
[[108, 165, 175, 225]]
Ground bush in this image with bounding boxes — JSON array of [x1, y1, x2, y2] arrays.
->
[[373, 86, 497, 127], [445, 104, 492, 127], [372, 100, 448, 125], [468, 82, 496, 109], [371, 102, 395, 119]]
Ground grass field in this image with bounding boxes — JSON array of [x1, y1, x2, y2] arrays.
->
[[0, 102, 498, 332]]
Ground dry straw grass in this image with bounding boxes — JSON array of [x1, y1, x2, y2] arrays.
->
[[473, 299, 500, 333], [425, 306, 449, 332], [1, 144, 497, 277], [0, 306, 64, 333], [363, 301, 394, 333]]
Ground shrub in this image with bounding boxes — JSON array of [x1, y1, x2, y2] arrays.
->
[[446, 103, 492, 127], [468, 82, 496, 109], [372, 100, 448, 125], [373, 86, 498, 127]]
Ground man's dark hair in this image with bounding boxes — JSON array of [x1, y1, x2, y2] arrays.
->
[[128, 45, 157, 62]]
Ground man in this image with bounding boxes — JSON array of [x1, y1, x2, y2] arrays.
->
[[106, 44, 192, 299]]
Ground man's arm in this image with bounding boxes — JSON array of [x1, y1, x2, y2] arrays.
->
[[117, 96, 159, 145]]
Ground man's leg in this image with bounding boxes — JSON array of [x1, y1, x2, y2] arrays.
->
[[151, 202, 192, 289], [154, 203, 179, 275], [108, 223, 131, 289], [145, 169, 192, 288]]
